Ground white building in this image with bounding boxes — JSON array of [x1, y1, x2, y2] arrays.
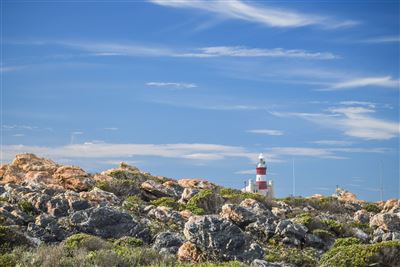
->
[[242, 153, 274, 198]]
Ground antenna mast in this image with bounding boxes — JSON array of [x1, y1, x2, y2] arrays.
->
[[380, 161, 384, 201], [292, 158, 296, 197]]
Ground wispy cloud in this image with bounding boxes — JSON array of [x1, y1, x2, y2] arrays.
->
[[235, 169, 255, 175], [362, 35, 400, 44], [148, 0, 357, 29], [104, 127, 119, 131], [320, 76, 399, 91], [312, 140, 353, 146], [247, 129, 283, 136], [272, 104, 400, 140], [146, 82, 197, 89], [26, 40, 338, 60], [178, 46, 337, 59], [0, 65, 26, 73]]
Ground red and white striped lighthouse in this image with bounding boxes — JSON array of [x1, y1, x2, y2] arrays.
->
[[242, 153, 274, 198], [256, 153, 268, 190]]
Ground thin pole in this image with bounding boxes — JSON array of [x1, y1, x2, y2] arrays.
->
[[292, 158, 295, 197], [380, 161, 383, 201]]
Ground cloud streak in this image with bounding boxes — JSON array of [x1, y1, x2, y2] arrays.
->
[[26, 40, 338, 60], [271, 104, 400, 140], [148, 0, 357, 29], [320, 76, 399, 91], [146, 82, 197, 89], [247, 129, 283, 136]]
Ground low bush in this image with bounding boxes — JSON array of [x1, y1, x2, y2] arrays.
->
[[113, 236, 143, 248], [17, 200, 35, 215], [319, 240, 400, 267], [265, 244, 318, 267], [332, 237, 361, 248], [362, 203, 381, 213], [151, 196, 184, 211], [123, 195, 143, 213], [321, 219, 344, 235], [64, 233, 110, 251]]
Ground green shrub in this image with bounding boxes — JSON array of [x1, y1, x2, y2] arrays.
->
[[0, 226, 32, 253], [123, 195, 143, 213], [17, 200, 35, 215], [186, 189, 213, 215], [294, 212, 313, 226], [220, 188, 267, 203], [64, 233, 110, 251], [321, 219, 344, 235], [362, 203, 381, 213], [113, 236, 143, 248], [319, 240, 400, 267], [0, 253, 16, 267], [151, 196, 184, 211], [332, 237, 361, 248], [265, 244, 318, 266], [312, 229, 335, 240], [0, 196, 9, 203]]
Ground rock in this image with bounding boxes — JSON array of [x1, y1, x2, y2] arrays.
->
[[147, 206, 186, 227], [162, 180, 184, 198], [240, 198, 273, 217], [79, 187, 120, 206], [370, 212, 400, 232], [220, 204, 257, 228], [335, 187, 362, 204], [177, 241, 203, 262], [304, 233, 325, 249], [275, 220, 308, 241], [0, 154, 96, 192], [140, 180, 179, 200], [152, 231, 184, 255], [27, 214, 67, 242], [177, 179, 215, 189], [183, 215, 264, 262], [351, 227, 369, 242], [354, 209, 370, 224], [271, 201, 292, 219], [69, 206, 150, 241], [180, 210, 194, 220], [53, 166, 94, 191], [179, 188, 199, 203], [245, 217, 277, 241], [93, 173, 113, 183], [46, 197, 69, 217], [383, 199, 400, 213], [251, 259, 294, 267]]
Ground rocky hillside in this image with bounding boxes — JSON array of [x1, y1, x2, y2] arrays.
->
[[0, 153, 399, 267]]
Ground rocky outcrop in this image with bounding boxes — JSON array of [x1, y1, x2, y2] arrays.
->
[[370, 212, 400, 232], [0, 153, 94, 191], [220, 204, 257, 228], [69, 206, 151, 241], [335, 187, 363, 204], [177, 241, 203, 262], [353, 209, 370, 224], [183, 215, 264, 262], [177, 179, 215, 189], [152, 231, 184, 255]]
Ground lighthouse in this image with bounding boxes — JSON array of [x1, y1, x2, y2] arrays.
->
[[242, 153, 274, 198]]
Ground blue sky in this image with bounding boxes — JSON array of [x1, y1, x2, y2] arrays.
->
[[1, 0, 399, 201]]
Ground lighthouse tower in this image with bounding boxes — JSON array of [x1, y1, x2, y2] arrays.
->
[[256, 153, 268, 195], [242, 153, 274, 198]]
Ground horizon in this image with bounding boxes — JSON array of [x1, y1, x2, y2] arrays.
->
[[1, 0, 399, 201]]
